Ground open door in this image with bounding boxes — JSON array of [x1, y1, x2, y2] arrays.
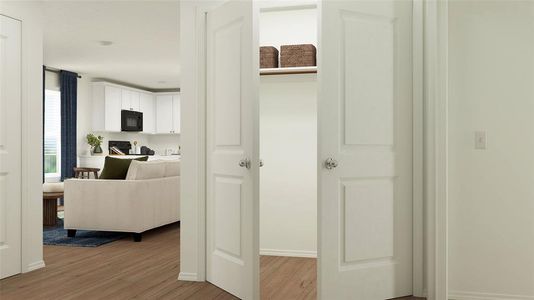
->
[[206, 1, 260, 299], [318, 1, 413, 299], [0, 15, 22, 279]]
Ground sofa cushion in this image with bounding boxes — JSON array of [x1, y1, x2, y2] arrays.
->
[[126, 160, 166, 180], [43, 182, 64, 193], [164, 160, 180, 177], [99, 156, 149, 180]]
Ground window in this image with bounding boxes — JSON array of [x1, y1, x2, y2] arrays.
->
[[44, 90, 61, 181]]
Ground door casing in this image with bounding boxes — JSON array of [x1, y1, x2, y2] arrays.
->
[[0, 8, 46, 276]]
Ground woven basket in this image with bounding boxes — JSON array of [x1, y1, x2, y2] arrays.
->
[[280, 44, 316, 67], [260, 46, 279, 68]]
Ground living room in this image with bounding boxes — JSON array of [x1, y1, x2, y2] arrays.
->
[[40, 1, 182, 247]]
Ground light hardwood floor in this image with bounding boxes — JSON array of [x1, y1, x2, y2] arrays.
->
[[0, 223, 423, 300]]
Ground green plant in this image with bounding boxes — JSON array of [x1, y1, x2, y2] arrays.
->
[[86, 133, 104, 148]]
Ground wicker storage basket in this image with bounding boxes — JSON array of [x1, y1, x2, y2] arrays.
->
[[260, 46, 279, 68], [280, 44, 316, 67]]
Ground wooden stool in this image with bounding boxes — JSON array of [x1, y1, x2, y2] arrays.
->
[[73, 167, 100, 179], [43, 192, 63, 226]]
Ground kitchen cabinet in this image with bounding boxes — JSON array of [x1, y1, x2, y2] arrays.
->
[[155, 93, 180, 134], [121, 89, 140, 111], [140, 93, 155, 134], [172, 94, 181, 133], [156, 95, 174, 133], [92, 82, 180, 134], [92, 84, 122, 132]]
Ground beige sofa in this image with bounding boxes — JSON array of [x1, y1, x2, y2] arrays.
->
[[64, 160, 180, 242]]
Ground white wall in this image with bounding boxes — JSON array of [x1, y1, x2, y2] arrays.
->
[[76, 75, 96, 156], [260, 75, 317, 256], [0, 0, 45, 272], [259, 7, 317, 256], [259, 7, 317, 49], [448, 2, 534, 298]]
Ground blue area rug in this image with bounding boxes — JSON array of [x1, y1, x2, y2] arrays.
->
[[43, 219, 127, 247]]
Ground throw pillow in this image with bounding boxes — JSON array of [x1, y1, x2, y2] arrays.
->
[[126, 160, 166, 180], [164, 160, 180, 177], [99, 156, 148, 180]]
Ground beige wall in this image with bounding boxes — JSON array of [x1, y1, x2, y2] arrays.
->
[[448, 1, 534, 298]]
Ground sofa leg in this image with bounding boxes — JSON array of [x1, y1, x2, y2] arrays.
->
[[67, 230, 77, 238], [133, 233, 142, 242]]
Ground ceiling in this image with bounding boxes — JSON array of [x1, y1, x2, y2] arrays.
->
[[43, 1, 180, 90]]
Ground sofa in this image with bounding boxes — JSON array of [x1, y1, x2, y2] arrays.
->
[[64, 159, 180, 242]]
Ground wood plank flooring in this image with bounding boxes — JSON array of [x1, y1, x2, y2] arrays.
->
[[0, 223, 423, 299]]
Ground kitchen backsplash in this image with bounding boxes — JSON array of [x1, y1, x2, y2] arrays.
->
[[78, 132, 180, 156]]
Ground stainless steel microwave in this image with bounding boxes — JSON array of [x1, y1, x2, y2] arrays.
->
[[121, 110, 143, 132]]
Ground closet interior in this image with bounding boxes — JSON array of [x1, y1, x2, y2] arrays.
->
[[259, 5, 318, 296]]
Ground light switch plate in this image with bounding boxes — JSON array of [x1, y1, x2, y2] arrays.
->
[[475, 131, 486, 150]]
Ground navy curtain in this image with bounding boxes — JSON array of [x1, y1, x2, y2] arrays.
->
[[60, 70, 78, 180]]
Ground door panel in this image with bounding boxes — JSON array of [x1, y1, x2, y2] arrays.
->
[[214, 177, 242, 257], [318, 1, 413, 299], [0, 15, 22, 279], [206, 1, 259, 299]]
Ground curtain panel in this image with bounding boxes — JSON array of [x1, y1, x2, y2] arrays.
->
[[60, 70, 78, 180]]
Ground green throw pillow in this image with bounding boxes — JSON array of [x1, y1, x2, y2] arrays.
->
[[99, 156, 149, 180]]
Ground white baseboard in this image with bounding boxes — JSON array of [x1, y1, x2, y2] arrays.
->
[[25, 260, 45, 272], [449, 291, 534, 300], [178, 272, 199, 281], [260, 248, 317, 258]]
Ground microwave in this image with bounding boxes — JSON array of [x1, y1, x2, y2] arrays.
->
[[121, 110, 143, 132]]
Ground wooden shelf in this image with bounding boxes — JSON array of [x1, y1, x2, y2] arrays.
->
[[260, 66, 317, 76]]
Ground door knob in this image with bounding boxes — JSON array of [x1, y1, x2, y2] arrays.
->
[[324, 158, 338, 170], [239, 158, 251, 169], [260, 159, 264, 167]]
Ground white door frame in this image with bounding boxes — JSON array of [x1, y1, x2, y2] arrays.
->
[[0, 7, 46, 275], [422, 0, 449, 299], [179, 1, 448, 299]]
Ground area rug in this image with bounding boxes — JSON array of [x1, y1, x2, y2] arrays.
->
[[43, 219, 128, 247]]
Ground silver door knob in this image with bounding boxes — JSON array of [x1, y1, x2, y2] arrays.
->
[[325, 158, 338, 170], [239, 158, 251, 169], [260, 159, 264, 167]]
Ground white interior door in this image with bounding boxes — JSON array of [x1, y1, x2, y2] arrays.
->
[[0, 15, 22, 279], [206, 1, 259, 299], [318, 1, 413, 299]]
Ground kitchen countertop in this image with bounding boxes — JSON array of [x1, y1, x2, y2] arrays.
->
[[79, 154, 181, 159]]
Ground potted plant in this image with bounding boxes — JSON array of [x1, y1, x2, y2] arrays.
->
[[86, 133, 104, 155]]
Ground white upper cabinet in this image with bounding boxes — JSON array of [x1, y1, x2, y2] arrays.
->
[[140, 93, 155, 134], [156, 95, 174, 134], [92, 82, 179, 134], [172, 94, 181, 134], [121, 89, 140, 111], [93, 83, 122, 132], [155, 93, 180, 134]]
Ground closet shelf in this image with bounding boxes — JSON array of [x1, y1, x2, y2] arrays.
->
[[260, 66, 317, 76]]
